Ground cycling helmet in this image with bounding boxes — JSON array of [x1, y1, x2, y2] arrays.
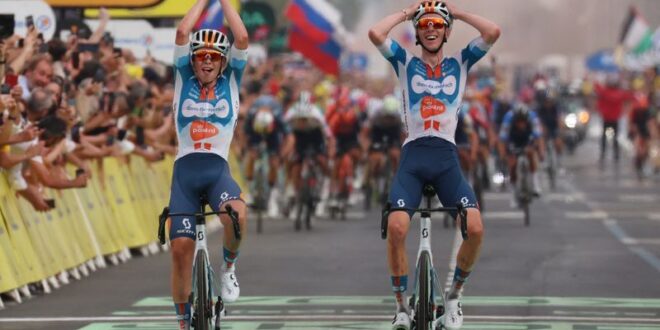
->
[[190, 29, 230, 56], [413, 1, 453, 28], [253, 110, 275, 135], [290, 91, 314, 116], [382, 95, 400, 115], [512, 103, 530, 119]]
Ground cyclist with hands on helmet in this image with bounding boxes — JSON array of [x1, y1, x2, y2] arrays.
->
[[369, 1, 500, 329], [168, 0, 248, 329]]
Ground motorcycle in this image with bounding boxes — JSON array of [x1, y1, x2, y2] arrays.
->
[[561, 96, 590, 154]]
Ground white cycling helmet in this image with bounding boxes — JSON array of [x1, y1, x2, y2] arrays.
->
[[253, 110, 275, 135], [382, 95, 400, 115], [190, 29, 230, 56], [413, 1, 453, 28], [288, 91, 314, 117]]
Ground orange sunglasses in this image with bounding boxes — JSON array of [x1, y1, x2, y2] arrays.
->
[[193, 50, 224, 63], [416, 17, 447, 30]]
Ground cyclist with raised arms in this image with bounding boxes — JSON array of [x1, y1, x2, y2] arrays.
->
[[168, 0, 248, 329], [369, 1, 500, 329]]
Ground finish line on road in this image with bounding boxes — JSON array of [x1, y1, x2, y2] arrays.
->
[[131, 295, 660, 309], [3, 296, 660, 329]]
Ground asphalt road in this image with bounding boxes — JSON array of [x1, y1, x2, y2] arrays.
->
[[1, 134, 659, 330]]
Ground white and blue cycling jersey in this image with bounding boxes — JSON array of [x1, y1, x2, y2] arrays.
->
[[377, 37, 491, 146], [172, 43, 248, 161], [498, 109, 542, 145]]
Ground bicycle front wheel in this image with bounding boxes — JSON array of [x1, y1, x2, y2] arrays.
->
[[415, 251, 433, 330], [195, 251, 211, 330]]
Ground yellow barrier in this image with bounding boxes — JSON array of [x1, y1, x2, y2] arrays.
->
[[0, 151, 246, 295], [0, 176, 46, 287]]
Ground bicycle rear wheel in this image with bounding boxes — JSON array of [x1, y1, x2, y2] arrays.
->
[[415, 251, 433, 330], [194, 251, 212, 330]]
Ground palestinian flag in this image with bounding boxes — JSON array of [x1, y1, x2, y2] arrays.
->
[[619, 6, 654, 54]]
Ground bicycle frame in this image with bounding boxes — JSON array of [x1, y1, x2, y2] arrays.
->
[[381, 186, 468, 329], [158, 200, 241, 329]]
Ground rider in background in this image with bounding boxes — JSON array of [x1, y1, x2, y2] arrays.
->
[[455, 103, 479, 176], [498, 103, 545, 200], [282, 91, 334, 194], [362, 94, 403, 208], [533, 80, 563, 164], [243, 80, 286, 208], [326, 86, 365, 208], [168, 0, 248, 329], [369, 1, 500, 328], [628, 77, 657, 179]]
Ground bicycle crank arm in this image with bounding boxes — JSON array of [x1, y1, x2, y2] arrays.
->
[[214, 297, 225, 329], [456, 202, 469, 241], [157, 207, 169, 245], [224, 205, 242, 241]]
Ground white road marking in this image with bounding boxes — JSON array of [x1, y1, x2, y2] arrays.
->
[[648, 213, 660, 221], [2, 315, 660, 323], [622, 238, 660, 246], [618, 194, 657, 203], [543, 193, 585, 203], [564, 211, 609, 220]]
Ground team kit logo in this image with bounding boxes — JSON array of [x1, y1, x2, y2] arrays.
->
[[180, 98, 233, 150], [411, 72, 458, 132]]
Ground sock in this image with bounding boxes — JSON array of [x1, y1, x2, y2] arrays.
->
[[173, 302, 191, 330], [223, 247, 239, 269], [448, 267, 471, 299], [391, 275, 409, 313]]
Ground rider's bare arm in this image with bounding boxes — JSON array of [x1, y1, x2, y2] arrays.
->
[[220, 0, 249, 50], [368, 2, 421, 46], [446, 2, 501, 44], [175, 0, 209, 45]]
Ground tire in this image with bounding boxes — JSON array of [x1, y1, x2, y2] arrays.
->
[[294, 199, 303, 231], [416, 251, 432, 330], [194, 251, 211, 330], [523, 200, 530, 227], [305, 200, 313, 230], [364, 181, 372, 211], [472, 169, 484, 212], [521, 171, 530, 227], [256, 212, 263, 234], [548, 167, 556, 190]]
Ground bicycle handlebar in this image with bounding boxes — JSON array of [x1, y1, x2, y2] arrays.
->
[[158, 205, 242, 245], [381, 202, 469, 241]]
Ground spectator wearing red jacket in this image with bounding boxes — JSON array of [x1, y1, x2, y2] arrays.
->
[[594, 78, 634, 162]]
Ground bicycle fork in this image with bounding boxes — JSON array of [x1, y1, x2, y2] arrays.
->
[[192, 219, 225, 329], [414, 215, 446, 329]]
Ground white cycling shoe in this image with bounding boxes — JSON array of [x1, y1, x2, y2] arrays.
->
[[220, 265, 240, 303], [391, 311, 411, 330], [444, 298, 463, 330]]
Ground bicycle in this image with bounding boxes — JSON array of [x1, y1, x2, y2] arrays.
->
[[251, 140, 271, 234], [158, 196, 242, 330], [364, 140, 394, 211], [381, 184, 468, 330], [295, 148, 322, 231], [329, 154, 351, 221], [513, 148, 534, 226]]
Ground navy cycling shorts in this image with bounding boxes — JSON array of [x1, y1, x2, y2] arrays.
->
[[388, 137, 478, 218], [168, 153, 243, 240]]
